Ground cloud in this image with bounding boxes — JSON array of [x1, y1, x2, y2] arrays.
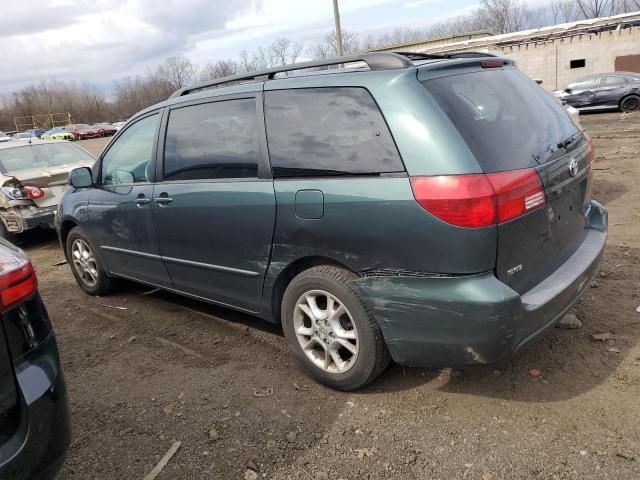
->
[[0, 0, 260, 93], [0, 0, 476, 95]]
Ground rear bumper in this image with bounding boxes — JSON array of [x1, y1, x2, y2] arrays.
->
[[0, 334, 71, 480], [1, 206, 57, 233], [356, 200, 607, 367]]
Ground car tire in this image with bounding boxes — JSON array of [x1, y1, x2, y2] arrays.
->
[[66, 226, 114, 296], [620, 94, 640, 113], [281, 265, 390, 391]]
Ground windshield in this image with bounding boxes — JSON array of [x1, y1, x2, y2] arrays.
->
[[0, 143, 94, 174], [422, 69, 580, 173]]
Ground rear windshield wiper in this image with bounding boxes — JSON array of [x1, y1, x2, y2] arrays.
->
[[556, 130, 585, 150]]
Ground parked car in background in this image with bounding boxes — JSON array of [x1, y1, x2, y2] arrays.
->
[[554, 72, 640, 112], [11, 129, 47, 140], [41, 127, 76, 141], [26, 128, 47, 138], [57, 52, 607, 390], [93, 123, 117, 137], [11, 132, 35, 141], [0, 133, 12, 143], [0, 139, 94, 241], [112, 121, 126, 131], [67, 124, 101, 140], [0, 239, 71, 479]]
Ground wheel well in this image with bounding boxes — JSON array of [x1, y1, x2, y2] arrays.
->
[[270, 256, 357, 323], [620, 94, 640, 107], [59, 220, 78, 254]]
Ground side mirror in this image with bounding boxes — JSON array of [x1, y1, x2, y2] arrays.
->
[[69, 167, 92, 188]]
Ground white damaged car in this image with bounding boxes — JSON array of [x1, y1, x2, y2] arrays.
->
[[0, 139, 95, 241]]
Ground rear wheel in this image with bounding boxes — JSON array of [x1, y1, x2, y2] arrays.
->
[[66, 227, 113, 295], [620, 95, 640, 113], [281, 265, 390, 391]]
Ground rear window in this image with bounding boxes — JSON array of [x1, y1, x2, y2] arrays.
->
[[33, 143, 94, 166], [265, 87, 404, 177], [422, 69, 580, 173], [0, 146, 34, 173], [0, 143, 93, 175], [601, 76, 627, 87]]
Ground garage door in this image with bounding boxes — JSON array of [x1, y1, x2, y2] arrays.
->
[[615, 54, 640, 73]]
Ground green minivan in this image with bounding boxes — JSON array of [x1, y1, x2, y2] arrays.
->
[[57, 52, 607, 390]]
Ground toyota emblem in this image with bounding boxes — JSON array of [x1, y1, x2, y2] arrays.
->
[[568, 158, 579, 177]]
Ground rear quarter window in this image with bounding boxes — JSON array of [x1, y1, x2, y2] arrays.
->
[[422, 69, 580, 173], [264, 87, 404, 177]]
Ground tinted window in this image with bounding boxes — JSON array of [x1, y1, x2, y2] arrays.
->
[[164, 99, 259, 180], [265, 87, 403, 177], [601, 76, 627, 87], [568, 78, 598, 91], [422, 69, 579, 173], [101, 114, 159, 185]]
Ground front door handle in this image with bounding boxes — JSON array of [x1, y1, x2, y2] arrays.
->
[[135, 195, 150, 206]]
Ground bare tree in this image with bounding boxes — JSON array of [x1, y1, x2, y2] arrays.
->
[[200, 60, 238, 80], [476, 0, 532, 34], [306, 40, 334, 59], [155, 56, 199, 90], [575, 0, 612, 18], [268, 37, 304, 66], [551, 0, 580, 23], [326, 28, 360, 55]]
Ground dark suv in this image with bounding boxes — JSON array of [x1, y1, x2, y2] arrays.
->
[[56, 52, 607, 390]]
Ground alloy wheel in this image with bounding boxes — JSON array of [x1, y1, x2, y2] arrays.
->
[[293, 289, 359, 373], [71, 239, 98, 287]]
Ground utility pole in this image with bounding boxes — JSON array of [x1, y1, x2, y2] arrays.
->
[[333, 0, 344, 56]]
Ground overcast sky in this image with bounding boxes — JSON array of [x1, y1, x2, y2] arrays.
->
[[0, 0, 481, 94]]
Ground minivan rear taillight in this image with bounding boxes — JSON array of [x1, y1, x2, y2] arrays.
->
[[0, 257, 37, 312], [410, 168, 546, 228]]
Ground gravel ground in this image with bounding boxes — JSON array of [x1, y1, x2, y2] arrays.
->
[[21, 112, 640, 479]]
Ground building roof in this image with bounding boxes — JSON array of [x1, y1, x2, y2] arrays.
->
[[374, 11, 640, 54]]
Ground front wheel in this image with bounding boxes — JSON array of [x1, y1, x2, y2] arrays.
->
[[281, 266, 390, 391], [620, 94, 640, 113], [66, 227, 113, 295]]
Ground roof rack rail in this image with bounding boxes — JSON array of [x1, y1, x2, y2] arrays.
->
[[394, 51, 497, 60], [169, 52, 414, 99]]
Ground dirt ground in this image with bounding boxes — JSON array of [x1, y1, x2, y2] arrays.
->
[[23, 112, 640, 479]]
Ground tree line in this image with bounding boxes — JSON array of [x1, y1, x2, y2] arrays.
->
[[1, 0, 638, 130]]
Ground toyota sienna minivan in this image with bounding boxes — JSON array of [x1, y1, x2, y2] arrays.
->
[[56, 52, 607, 390]]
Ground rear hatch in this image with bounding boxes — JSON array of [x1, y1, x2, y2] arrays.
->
[[422, 65, 593, 293]]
